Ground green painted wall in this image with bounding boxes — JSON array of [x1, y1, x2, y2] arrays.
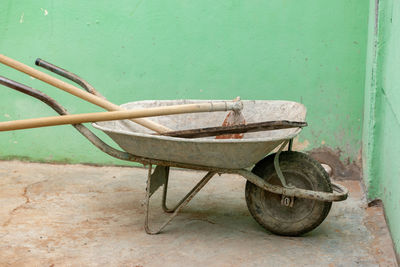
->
[[0, 0, 368, 165], [363, 0, 400, 256]]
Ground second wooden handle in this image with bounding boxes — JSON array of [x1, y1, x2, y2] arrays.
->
[[0, 102, 236, 132]]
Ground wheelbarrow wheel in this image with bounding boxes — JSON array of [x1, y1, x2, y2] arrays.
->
[[245, 151, 332, 236]]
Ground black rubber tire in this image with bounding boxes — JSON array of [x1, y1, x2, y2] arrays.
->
[[245, 151, 332, 236]]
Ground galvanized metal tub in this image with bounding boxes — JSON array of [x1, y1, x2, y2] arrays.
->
[[93, 100, 306, 169]]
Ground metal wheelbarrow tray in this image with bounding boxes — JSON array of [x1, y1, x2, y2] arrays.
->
[[0, 59, 348, 236], [93, 99, 305, 169]]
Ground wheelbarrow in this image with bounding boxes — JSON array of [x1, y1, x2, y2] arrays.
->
[[0, 58, 348, 236]]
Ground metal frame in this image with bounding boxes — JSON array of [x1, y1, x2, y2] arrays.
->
[[0, 59, 349, 234], [144, 164, 216, 234], [273, 140, 293, 188]]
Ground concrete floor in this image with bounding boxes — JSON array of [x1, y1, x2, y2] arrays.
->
[[0, 161, 397, 266]]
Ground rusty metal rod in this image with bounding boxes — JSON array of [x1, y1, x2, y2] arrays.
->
[[157, 121, 307, 138]]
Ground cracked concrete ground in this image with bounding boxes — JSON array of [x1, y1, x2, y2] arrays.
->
[[0, 161, 398, 266]]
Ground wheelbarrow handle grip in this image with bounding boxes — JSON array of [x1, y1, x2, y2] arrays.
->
[[35, 58, 105, 99], [0, 75, 139, 162], [0, 76, 67, 116]]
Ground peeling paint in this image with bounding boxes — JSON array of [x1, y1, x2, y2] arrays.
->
[[308, 146, 361, 180], [19, 13, 24, 23], [292, 137, 310, 151], [40, 8, 49, 16]]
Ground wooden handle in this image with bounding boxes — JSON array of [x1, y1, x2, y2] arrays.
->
[[0, 54, 171, 133], [0, 102, 237, 132]]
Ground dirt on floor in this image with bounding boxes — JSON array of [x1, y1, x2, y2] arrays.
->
[[0, 161, 398, 266]]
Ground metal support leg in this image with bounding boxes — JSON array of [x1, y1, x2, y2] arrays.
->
[[288, 138, 293, 151], [161, 169, 212, 213], [144, 164, 216, 234], [161, 172, 174, 213], [273, 140, 293, 188]]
